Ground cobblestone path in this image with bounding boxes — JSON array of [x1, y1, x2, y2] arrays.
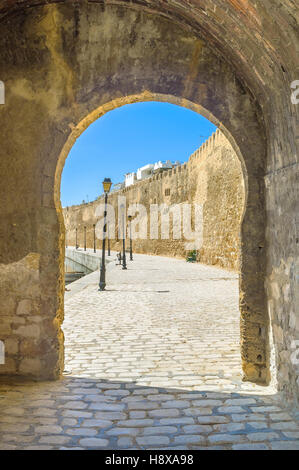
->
[[0, 254, 298, 449]]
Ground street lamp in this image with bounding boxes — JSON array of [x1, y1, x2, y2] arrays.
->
[[84, 226, 86, 251], [128, 215, 133, 261], [120, 204, 127, 270], [93, 224, 96, 253], [99, 178, 112, 291], [75, 228, 78, 249]]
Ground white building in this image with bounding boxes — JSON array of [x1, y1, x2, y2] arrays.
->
[[125, 172, 136, 187], [122, 160, 181, 188], [153, 160, 173, 171], [136, 164, 155, 181]]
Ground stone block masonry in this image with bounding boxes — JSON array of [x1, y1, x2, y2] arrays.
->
[[64, 130, 245, 272]]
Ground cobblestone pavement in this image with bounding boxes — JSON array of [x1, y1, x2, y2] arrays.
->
[[0, 254, 298, 450]]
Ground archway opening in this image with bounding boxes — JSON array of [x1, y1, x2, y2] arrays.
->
[[58, 97, 254, 388]]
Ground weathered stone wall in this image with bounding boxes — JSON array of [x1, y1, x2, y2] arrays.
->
[[63, 130, 245, 271]]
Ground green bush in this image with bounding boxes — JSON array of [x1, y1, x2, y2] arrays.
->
[[186, 250, 197, 263]]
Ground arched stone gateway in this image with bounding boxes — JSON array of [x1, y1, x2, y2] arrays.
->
[[0, 2, 298, 407]]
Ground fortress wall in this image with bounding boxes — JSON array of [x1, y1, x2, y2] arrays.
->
[[63, 130, 245, 271]]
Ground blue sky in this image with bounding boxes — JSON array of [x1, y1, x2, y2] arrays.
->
[[61, 102, 217, 207]]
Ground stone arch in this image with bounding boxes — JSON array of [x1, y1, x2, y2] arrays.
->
[[55, 92, 249, 214], [0, 3, 269, 384]]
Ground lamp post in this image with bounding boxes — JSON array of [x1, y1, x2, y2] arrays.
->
[[93, 224, 96, 253], [120, 204, 127, 270], [84, 226, 86, 251], [75, 228, 78, 249], [99, 178, 112, 291], [128, 215, 133, 261]]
